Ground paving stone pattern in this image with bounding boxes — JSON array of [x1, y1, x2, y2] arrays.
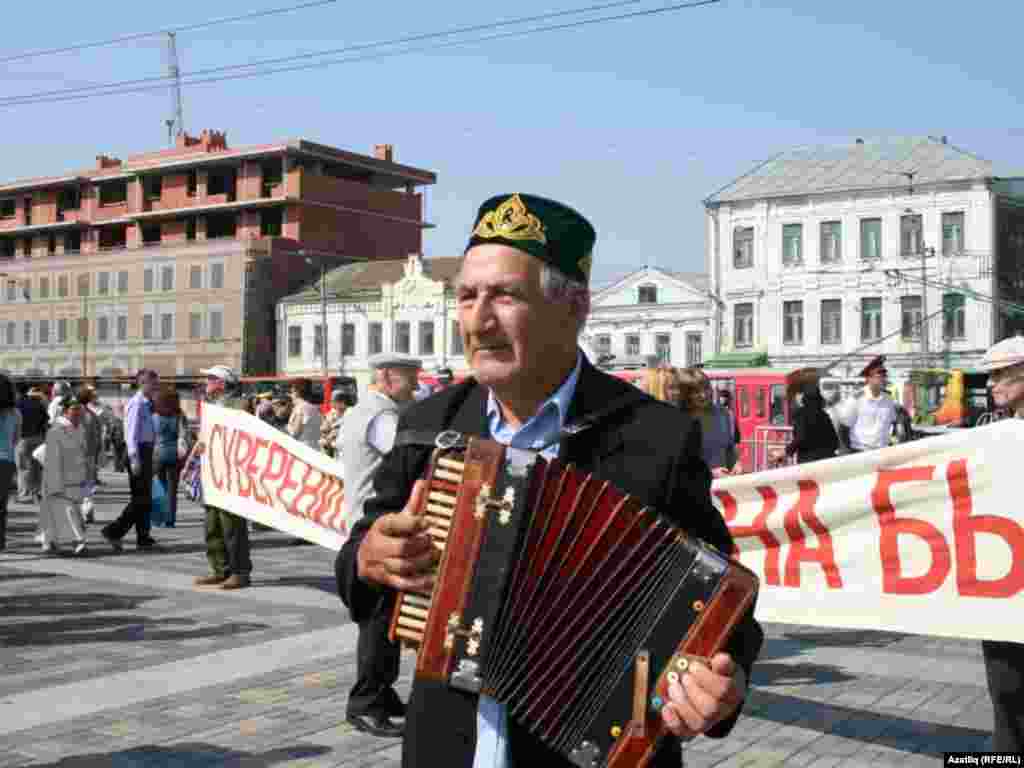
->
[[0, 473, 998, 767]]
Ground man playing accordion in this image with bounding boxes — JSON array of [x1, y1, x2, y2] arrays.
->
[[335, 193, 763, 767]]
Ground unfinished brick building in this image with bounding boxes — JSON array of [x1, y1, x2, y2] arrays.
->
[[0, 130, 436, 377]]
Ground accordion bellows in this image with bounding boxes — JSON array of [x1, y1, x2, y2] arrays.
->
[[391, 437, 758, 768]]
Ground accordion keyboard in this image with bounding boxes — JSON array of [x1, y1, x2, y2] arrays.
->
[[392, 454, 465, 647]]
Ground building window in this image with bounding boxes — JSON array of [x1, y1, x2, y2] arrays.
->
[[861, 297, 882, 342], [395, 322, 411, 354], [782, 224, 803, 267], [942, 212, 965, 255], [341, 323, 355, 356], [313, 324, 324, 359], [733, 227, 754, 269], [943, 293, 966, 339], [77, 274, 89, 297], [206, 212, 237, 240], [6, 321, 15, 345], [189, 312, 202, 339], [58, 275, 68, 298], [98, 225, 127, 250], [288, 325, 302, 357], [419, 321, 435, 355], [22, 321, 31, 346], [860, 218, 882, 260], [0, 240, 13, 260], [39, 319, 49, 344], [187, 170, 198, 197], [625, 334, 640, 356], [0, 199, 13, 219], [900, 295, 922, 340], [99, 180, 127, 206], [783, 300, 804, 344], [686, 333, 702, 367], [39, 277, 49, 299], [5, 281, 15, 301], [368, 322, 383, 355], [638, 285, 658, 304], [450, 321, 463, 355], [97, 316, 109, 343], [901, 214, 923, 256], [161, 265, 174, 291], [820, 221, 842, 264], [595, 334, 611, 357], [734, 303, 754, 348], [144, 269, 154, 292], [58, 187, 80, 212], [65, 230, 81, 253], [144, 175, 162, 201], [209, 310, 223, 340], [142, 314, 154, 340], [160, 312, 173, 341], [655, 333, 671, 363], [116, 315, 127, 341], [20, 238, 31, 258], [117, 271, 128, 294], [189, 265, 203, 290], [57, 319, 67, 344], [260, 208, 283, 237], [186, 217, 197, 241], [47, 234, 56, 255], [97, 272, 110, 296], [821, 299, 842, 345], [20, 280, 29, 301], [142, 224, 162, 245], [210, 262, 224, 289]]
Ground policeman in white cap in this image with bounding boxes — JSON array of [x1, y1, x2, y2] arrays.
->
[[978, 335, 1024, 750], [338, 352, 421, 737]]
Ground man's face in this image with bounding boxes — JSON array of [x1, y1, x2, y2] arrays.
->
[[382, 367, 418, 402], [867, 371, 886, 394], [989, 364, 1024, 410], [457, 244, 578, 391], [141, 372, 159, 397], [332, 400, 347, 415], [66, 404, 83, 427], [205, 375, 225, 397]]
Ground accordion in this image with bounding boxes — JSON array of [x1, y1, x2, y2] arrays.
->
[[390, 435, 758, 768]]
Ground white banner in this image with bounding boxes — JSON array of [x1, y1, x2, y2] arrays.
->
[[713, 419, 1024, 642], [200, 404, 350, 550]]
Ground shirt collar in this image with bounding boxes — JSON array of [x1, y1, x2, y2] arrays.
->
[[486, 351, 583, 438]]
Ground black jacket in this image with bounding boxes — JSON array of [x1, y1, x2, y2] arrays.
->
[[785, 398, 839, 464], [335, 359, 763, 768], [16, 396, 48, 438]]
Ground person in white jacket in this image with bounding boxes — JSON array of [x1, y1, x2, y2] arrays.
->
[[39, 396, 90, 556]]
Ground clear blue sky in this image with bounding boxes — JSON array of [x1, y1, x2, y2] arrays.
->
[[0, 0, 1020, 286]]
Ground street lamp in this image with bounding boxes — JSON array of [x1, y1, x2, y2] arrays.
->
[[301, 252, 330, 379]]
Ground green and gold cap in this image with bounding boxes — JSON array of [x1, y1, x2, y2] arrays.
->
[[465, 193, 596, 284]]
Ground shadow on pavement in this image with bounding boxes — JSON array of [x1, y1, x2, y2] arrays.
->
[[269, 575, 338, 595], [781, 628, 908, 649], [25, 743, 332, 767], [747, 688, 991, 753], [750, 661, 856, 686]]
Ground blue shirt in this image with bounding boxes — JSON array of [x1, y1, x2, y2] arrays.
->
[[153, 413, 180, 465], [473, 353, 582, 768], [124, 390, 155, 459]]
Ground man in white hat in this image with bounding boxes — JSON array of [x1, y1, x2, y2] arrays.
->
[[191, 365, 253, 590], [978, 335, 1024, 750], [338, 351, 421, 737]]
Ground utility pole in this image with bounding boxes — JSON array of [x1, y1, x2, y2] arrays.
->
[[920, 246, 934, 368], [166, 32, 185, 144]]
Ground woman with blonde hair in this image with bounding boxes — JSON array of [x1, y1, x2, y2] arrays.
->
[[678, 367, 740, 478], [641, 365, 683, 404]]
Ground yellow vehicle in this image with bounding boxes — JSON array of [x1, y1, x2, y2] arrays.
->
[[905, 369, 992, 428]]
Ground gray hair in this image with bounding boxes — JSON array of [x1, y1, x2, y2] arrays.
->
[[539, 263, 590, 335]]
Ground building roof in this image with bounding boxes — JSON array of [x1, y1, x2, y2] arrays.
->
[[705, 136, 994, 205], [592, 265, 710, 302], [282, 256, 462, 303]]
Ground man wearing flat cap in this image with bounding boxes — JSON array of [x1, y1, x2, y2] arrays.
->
[[339, 351, 422, 737], [837, 355, 899, 453], [978, 335, 1024, 750], [334, 193, 762, 766]]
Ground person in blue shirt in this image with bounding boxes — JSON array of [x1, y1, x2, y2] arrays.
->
[[0, 375, 20, 549], [335, 193, 762, 768]]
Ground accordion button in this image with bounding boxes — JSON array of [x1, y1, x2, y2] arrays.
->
[[693, 600, 705, 612], [650, 695, 664, 711], [610, 725, 622, 739], [667, 671, 680, 685], [676, 657, 689, 671]]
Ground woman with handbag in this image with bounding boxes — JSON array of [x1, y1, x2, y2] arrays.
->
[[153, 387, 185, 528]]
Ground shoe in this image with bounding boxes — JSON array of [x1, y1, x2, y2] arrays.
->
[[33, 530, 44, 544], [346, 712, 403, 738], [137, 537, 157, 548], [16, 495, 33, 504], [384, 696, 407, 719], [41, 542, 60, 556], [194, 574, 228, 587], [73, 541, 87, 556], [102, 530, 123, 553], [220, 574, 250, 590]]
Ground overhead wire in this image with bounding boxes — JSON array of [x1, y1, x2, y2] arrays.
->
[[0, 0, 343, 64], [0, 0, 722, 109]]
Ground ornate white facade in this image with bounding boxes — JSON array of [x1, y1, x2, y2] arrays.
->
[[277, 254, 464, 388], [582, 266, 712, 369]]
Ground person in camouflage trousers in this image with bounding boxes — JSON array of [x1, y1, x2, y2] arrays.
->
[[190, 365, 253, 590]]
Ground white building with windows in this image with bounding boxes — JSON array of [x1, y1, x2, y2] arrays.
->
[[704, 136, 1024, 378], [277, 254, 464, 387], [582, 266, 712, 369]]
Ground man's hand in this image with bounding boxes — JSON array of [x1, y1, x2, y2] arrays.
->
[[661, 653, 746, 739], [711, 467, 732, 479], [129, 456, 142, 477], [356, 480, 437, 592]]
